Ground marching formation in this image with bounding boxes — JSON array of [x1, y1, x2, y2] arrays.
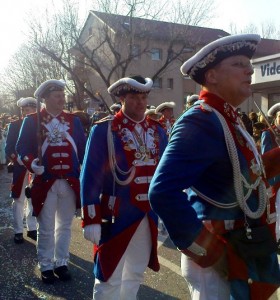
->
[[2, 33, 280, 300]]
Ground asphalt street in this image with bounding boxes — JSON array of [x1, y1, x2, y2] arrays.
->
[[0, 168, 190, 300]]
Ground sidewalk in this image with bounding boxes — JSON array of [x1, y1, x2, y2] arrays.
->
[[0, 168, 94, 300], [0, 167, 189, 300]]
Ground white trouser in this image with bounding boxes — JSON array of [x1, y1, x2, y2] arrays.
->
[[0, 138, 6, 164], [37, 179, 76, 272], [181, 254, 230, 300], [93, 214, 152, 300], [13, 172, 37, 234], [275, 188, 280, 241]]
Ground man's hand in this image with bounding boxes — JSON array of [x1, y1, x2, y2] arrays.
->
[[31, 158, 45, 175], [17, 156, 24, 166], [83, 224, 101, 245]]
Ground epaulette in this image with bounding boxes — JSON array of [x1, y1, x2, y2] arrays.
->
[[262, 127, 270, 132], [95, 114, 115, 124], [199, 102, 213, 113], [29, 111, 39, 120], [10, 118, 22, 125]]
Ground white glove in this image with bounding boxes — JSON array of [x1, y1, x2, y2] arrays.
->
[[16, 156, 24, 166], [31, 158, 45, 175], [83, 224, 101, 245]]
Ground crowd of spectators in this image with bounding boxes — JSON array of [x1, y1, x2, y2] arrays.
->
[[237, 110, 269, 152], [0, 113, 19, 169]]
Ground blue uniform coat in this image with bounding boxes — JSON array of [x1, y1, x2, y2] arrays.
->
[[149, 91, 280, 299], [16, 109, 86, 216], [5, 119, 27, 198], [80, 112, 168, 281]]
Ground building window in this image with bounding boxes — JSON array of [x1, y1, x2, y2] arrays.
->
[[151, 48, 162, 60], [167, 78, 173, 89], [132, 45, 141, 60], [153, 78, 162, 89]]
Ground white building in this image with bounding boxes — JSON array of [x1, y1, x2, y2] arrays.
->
[[251, 53, 280, 114]]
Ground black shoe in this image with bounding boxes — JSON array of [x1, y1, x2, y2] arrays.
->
[[54, 266, 72, 281], [41, 270, 56, 284], [27, 230, 37, 241], [277, 239, 280, 255], [14, 233, 24, 244]]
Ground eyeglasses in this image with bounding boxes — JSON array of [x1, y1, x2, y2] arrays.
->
[[230, 61, 253, 69], [220, 61, 253, 70]]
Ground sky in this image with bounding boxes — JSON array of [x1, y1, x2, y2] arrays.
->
[[0, 0, 279, 73], [209, 0, 280, 31], [0, 0, 91, 72]]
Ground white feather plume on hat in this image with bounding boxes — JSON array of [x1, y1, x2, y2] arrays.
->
[[110, 103, 122, 111], [108, 76, 153, 97], [180, 34, 261, 84], [17, 97, 37, 107], [187, 94, 199, 104], [267, 103, 280, 117], [155, 101, 176, 113], [145, 108, 162, 116], [34, 79, 66, 99]]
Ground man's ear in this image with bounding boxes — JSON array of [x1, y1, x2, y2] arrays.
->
[[119, 96, 125, 104], [204, 69, 218, 85]]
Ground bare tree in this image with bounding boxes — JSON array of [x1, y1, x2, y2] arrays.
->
[[0, 44, 66, 108], [261, 22, 280, 39], [95, 0, 214, 26], [74, 0, 217, 104], [23, 0, 95, 110], [23, 0, 216, 109], [228, 20, 280, 40]]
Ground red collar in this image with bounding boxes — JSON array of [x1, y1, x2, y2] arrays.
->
[[41, 108, 67, 124], [113, 110, 148, 131], [199, 91, 238, 124]]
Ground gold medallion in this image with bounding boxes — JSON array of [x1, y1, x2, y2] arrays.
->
[[135, 152, 141, 159]]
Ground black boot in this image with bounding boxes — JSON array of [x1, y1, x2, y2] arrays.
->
[[54, 266, 72, 281], [41, 270, 56, 284], [14, 233, 24, 244], [27, 230, 37, 241], [277, 239, 280, 255]]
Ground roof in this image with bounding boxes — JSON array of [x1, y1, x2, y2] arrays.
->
[[81, 11, 280, 60], [254, 38, 280, 57], [90, 11, 230, 46]]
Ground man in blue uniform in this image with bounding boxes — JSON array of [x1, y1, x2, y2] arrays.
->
[[149, 34, 280, 299], [155, 101, 176, 136], [80, 75, 168, 299], [16, 79, 86, 284], [261, 103, 280, 248], [5, 97, 38, 244]]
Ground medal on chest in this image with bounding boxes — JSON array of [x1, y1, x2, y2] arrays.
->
[[114, 116, 159, 162], [131, 124, 150, 161], [42, 114, 69, 144]]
